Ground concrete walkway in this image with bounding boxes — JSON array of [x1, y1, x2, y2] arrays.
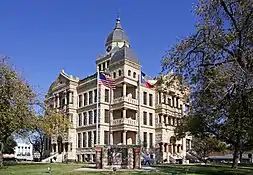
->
[[73, 165, 158, 172]]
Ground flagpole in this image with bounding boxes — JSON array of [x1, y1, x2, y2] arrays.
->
[[109, 87, 112, 145], [138, 73, 141, 146], [96, 66, 99, 146]]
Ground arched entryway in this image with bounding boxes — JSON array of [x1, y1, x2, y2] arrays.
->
[[170, 136, 176, 154], [57, 136, 63, 154]]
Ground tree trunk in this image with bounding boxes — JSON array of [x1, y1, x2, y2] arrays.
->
[[232, 147, 240, 168], [0, 142, 4, 167], [239, 151, 243, 163]]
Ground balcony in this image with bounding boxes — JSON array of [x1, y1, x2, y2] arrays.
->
[[113, 96, 138, 105], [112, 118, 137, 126], [156, 103, 183, 116], [156, 123, 175, 130]]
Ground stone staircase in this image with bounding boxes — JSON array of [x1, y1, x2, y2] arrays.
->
[[42, 152, 67, 163], [42, 153, 58, 163]]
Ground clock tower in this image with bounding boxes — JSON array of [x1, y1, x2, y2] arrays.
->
[[105, 17, 130, 55]]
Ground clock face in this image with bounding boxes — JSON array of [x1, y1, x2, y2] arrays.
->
[[106, 46, 112, 52]]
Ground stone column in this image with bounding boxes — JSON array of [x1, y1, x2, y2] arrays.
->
[[161, 143, 164, 152], [147, 133, 150, 148], [90, 154, 94, 162], [91, 132, 94, 147], [161, 114, 164, 124], [123, 83, 126, 97], [56, 144, 58, 153], [123, 108, 126, 119], [110, 131, 113, 145], [53, 95, 56, 108], [122, 131, 127, 145], [80, 133, 83, 149], [135, 88, 138, 99], [69, 91, 73, 104], [86, 132, 88, 147], [164, 115, 167, 125], [68, 143, 71, 152], [57, 94, 60, 107], [64, 91, 67, 105]]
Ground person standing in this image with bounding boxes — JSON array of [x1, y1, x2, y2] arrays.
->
[[145, 154, 151, 166]]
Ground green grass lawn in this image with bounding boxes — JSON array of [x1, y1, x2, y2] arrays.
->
[[0, 163, 253, 175]]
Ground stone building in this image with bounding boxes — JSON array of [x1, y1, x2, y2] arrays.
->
[[44, 17, 191, 163]]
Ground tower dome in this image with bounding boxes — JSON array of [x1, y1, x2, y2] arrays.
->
[[110, 44, 139, 64], [105, 17, 130, 47]]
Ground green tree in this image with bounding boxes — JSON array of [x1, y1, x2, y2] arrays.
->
[[162, 0, 253, 168], [2, 136, 17, 154], [25, 107, 70, 161], [0, 57, 37, 166], [192, 137, 226, 163]]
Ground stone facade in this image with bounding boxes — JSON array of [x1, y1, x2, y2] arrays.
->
[[44, 17, 191, 163]]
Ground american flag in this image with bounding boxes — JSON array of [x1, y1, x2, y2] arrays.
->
[[98, 73, 116, 89]]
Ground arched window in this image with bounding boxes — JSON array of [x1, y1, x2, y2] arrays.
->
[[113, 72, 116, 78], [128, 70, 131, 76], [118, 70, 122, 76], [133, 72, 136, 78]]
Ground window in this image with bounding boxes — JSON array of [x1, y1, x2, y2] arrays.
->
[[94, 109, 97, 124], [69, 114, 73, 125], [173, 118, 175, 126], [128, 70, 131, 76], [93, 131, 96, 145], [84, 93, 87, 106], [104, 131, 109, 145], [78, 95, 82, 107], [107, 60, 110, 68], [103, 62, 106, 71], [133, 72, 136, 78], [77, 133, 81, 148], [83, 132, 86, 148], [143, 112, 147, 125], [105, 89, 109, 102], [176, 98, 179, 108], [149, 113, 153, 126], [83, 112, 87, 125], [89, 111, 93, 124], [113, 72, 116, 78], [149, 133, 153, 148], [99, 64, 102, 72], [159, 92, 162, 103], [94, 89, 97, 103], [143, 92, 147, 105], [143, 132, 147, 148], [89, 91, 93, 104], [168, 98, 171, 106], [78, 114, 82, 126], [172, 96, 175, 107], [104, 109, 109, 123], [118, 70, 122, 76], [88, 132, 92, 147], [149, 94, 153, 106], [163, 94, 166, 104]]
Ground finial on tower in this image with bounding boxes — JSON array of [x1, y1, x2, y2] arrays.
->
[[114, 11, 122, 29], [116, 10, 120, 22]]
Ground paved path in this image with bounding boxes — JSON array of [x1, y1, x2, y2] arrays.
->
[[74, 165, 158, 172]]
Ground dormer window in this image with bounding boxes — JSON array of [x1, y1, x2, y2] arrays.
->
[[128, 70, 131, 76], [118, 70, 122, 76], [133, 72, 136, 78]]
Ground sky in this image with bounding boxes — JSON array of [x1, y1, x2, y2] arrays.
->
[[0, 0, 197, 95]]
